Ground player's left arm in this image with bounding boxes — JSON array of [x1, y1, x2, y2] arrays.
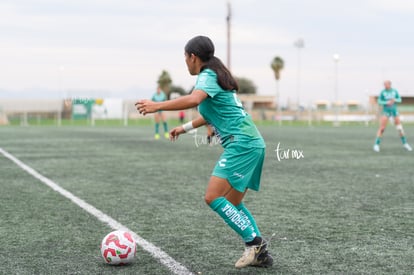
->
[[136, 90, 207, 115], [169, 116, 207, 141], [394, 90, 402, 103]]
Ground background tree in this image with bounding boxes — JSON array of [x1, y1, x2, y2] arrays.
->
[[271, 56, 284, 124], [271, 57, 284, 81], [157, 70, 172, 98], [169, 85, 187, 99], [235, 76, 257, 94]]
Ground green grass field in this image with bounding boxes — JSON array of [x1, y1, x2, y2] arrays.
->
[[1, 124, 413, 274]]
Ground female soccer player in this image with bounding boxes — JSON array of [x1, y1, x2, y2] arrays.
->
[[151, 86, 169, 139], [136, 36, 272, 268], [373, 80, 412, 152]]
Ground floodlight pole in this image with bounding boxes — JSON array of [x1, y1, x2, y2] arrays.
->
[[226, 1, 232, 71], [58, 65, 65, 126], [294, 38, 305, 111]]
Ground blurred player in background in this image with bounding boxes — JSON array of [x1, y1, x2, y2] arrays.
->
[[151, 87, 169, 139], [206, 124, 216, 145], [136, 36, 272, 269], [178, 110, 185, 123], [373, 80, 412, 152]]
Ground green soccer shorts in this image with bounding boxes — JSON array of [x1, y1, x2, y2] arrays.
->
[[382, 107, 399, 118], [212, 143, 265, 193]]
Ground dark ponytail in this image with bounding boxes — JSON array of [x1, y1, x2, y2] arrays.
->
[[185, 36, 239, 91]]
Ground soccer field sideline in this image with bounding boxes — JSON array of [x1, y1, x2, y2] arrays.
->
[[0, 147, 194, 275]]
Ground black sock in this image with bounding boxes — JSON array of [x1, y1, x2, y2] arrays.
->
[[246, 236, 262, 246]]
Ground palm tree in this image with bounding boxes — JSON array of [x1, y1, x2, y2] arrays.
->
[[271, 57, 284, 81], [271, 56, 284, 124]]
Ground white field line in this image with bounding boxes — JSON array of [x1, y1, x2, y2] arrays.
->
[[0, 147, 194, 275]]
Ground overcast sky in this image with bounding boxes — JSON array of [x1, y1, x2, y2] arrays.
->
[[0, 0, 413, 105]]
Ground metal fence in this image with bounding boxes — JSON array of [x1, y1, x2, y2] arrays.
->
[[2, 98, 414, 126]]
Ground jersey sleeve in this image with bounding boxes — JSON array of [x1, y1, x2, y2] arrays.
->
[[194, 70, 221, 98]]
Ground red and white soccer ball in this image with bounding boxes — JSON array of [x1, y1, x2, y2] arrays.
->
[[100, 230, 137, 265]]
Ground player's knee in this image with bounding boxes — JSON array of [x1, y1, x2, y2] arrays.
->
[[396, 124, 404, 134], [204, 195, 212, 205], [204, 193, 217, 205]]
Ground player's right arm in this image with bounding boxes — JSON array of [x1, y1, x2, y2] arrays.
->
[[169, 116, 207, 141], [377, 91, 388, 105], [136, 90, 207, 115]]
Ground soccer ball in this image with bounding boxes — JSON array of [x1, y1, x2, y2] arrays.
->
[[100, 230, 137, 265]]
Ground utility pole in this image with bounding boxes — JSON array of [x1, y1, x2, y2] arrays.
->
[[294, 38, 305, 110], [226, 1, 232, 70]]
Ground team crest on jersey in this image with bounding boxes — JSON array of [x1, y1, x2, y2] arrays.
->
[[218, 158, 227, 167], [385, 91, 397, 100]]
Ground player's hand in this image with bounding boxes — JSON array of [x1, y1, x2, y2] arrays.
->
[[387, 99, 395, 106], [169, 126, 185, 142], [135, 99, 158, 115]]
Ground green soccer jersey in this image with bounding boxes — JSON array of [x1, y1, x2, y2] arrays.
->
[[378, 88, 401, 113], [152, 91, 167, 102], [195, 69, 265, 149]]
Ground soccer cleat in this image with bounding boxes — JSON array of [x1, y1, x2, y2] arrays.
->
[[250, 250, 274, 268], [154, 134, 160, 140], [235, 238, 267, 268], [164, 132, 169, 139], [373, 144, 380, 152], [403, 143, 412, 151]]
